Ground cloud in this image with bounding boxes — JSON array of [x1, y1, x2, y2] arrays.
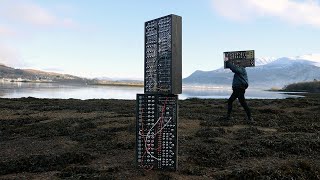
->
[[211, 0, 320, 27], [0, 0, 77, 28], [0, 44, 24, 67], [41, 67, 65, 73], [0, 1, 78, 68], [0, 26, 16, 36]]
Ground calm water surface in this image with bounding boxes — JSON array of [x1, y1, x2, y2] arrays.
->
[[0, 82, 302, 100]]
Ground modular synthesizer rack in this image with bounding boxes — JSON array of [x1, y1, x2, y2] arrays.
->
[[144, 14, 182, 94], [136, 94, 178, 170], [137, 14, 181, 171]]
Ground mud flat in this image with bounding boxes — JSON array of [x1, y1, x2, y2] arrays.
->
[[0, 94, 319, 179]]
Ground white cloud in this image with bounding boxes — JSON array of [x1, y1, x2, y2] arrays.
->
[[0, 44, 24, 67], [0, 26, 16, 36], [0, 1, 78, 68], [212, 0, 320, 27], [0, 1, 76, 28]]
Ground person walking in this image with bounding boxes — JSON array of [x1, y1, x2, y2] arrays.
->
[[225, 61, 254, 122]]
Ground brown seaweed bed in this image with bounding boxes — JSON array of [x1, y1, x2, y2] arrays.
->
[[0, 93, 319, 179]]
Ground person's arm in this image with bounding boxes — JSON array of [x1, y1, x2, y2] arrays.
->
[[226, 61, 242, 74]]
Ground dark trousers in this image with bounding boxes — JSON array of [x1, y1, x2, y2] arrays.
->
[[227, 88, 251, 118]]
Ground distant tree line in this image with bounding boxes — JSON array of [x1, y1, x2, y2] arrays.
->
[[283, 80, 320, 92]]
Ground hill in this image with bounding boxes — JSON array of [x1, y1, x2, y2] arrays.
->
[[0, 64, 143, 86], [0, 64, 88, 84], [283, 80, 320, 92]]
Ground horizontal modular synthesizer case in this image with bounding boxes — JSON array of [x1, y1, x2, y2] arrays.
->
[[224, 50, 255, 68]]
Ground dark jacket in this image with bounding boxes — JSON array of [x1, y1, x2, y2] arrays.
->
[[226, 61, 249, 89]]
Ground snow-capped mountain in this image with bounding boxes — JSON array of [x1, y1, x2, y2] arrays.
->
[[255, 57, 277, 66], [296, 54, 320, 64], [183, 54, 320, 88]]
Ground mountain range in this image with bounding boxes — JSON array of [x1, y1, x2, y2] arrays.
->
[[1, 53, 319, 88], [0, 64, 88, 84], [183, 54, 320, 88], [0, 64, 143, 86]]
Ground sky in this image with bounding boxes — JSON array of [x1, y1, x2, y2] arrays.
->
[[0, 0, 319, 79]]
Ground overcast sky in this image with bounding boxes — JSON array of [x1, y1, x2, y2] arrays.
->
[[0, 0, 319, 79]]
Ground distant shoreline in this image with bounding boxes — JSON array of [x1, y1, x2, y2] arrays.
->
[[9, 80, 54, 83], [1, 80, 144, 87], [88, 82, 144, 87], [267, 81, 320, 93]]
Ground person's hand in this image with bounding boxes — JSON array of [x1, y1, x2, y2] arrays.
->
[[225, 61, 230, 68]]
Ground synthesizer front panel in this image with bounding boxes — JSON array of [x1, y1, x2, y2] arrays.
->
[[224, 50, 255, 68], [144, 14, 182, 94], [136, 94, 178, 171]]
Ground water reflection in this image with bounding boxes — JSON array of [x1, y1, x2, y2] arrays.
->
[[180, 86, 303, 99], [0, 82, 303, 100]]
